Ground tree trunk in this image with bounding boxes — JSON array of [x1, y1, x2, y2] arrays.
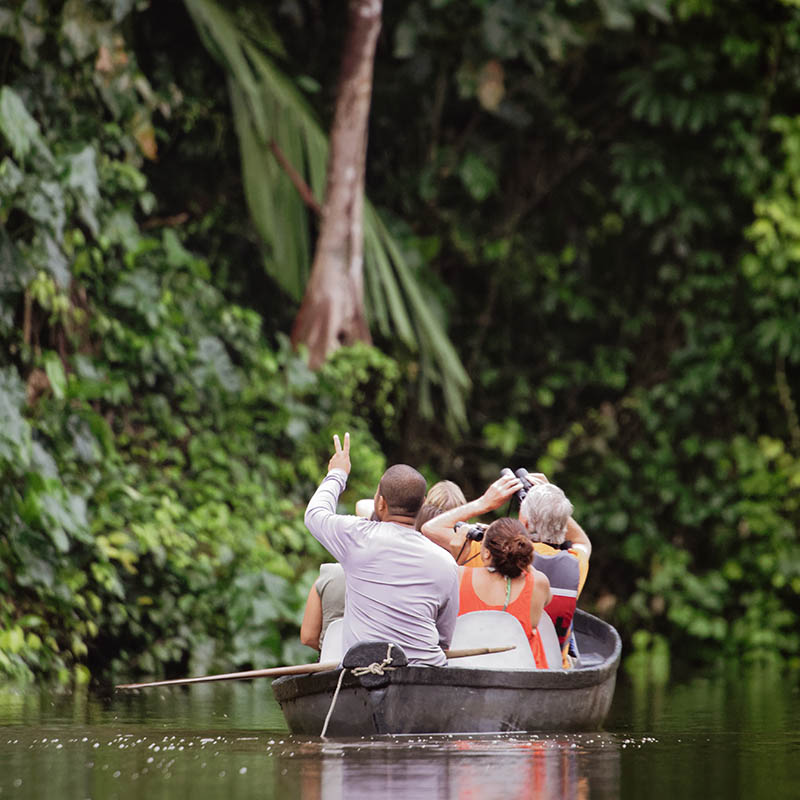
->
[[291, 0, 382, 367]]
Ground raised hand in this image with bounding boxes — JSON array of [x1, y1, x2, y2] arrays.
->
[[481, 472, 522, 511], [328, 432, 351, 475], [524, 471, 549, 486]]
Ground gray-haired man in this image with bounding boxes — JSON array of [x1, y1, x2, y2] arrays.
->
[[520, 478, 591, 666]]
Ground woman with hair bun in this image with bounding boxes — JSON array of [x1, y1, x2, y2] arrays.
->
[[458, 518, 552, 668]]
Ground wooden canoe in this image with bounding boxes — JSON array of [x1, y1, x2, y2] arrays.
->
[[271, 610, 621, 736]]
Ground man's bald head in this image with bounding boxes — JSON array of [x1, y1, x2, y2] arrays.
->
[[377, 465, 427, 518]]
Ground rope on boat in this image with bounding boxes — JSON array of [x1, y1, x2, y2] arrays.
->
[[320, 643, 395, 738]]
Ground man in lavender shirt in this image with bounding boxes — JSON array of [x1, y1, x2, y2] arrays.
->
[[304, 433, 459, 667]]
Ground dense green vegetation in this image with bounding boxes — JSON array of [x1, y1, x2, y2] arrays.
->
[[1, 0, 799, 683]]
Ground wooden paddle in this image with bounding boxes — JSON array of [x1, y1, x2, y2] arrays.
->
[[114, 645, 515, 690]]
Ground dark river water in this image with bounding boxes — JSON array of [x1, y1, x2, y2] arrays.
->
[[1, 665, 799, 799]]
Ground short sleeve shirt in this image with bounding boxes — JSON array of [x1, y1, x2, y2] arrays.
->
[[304, 470, 460, 666]]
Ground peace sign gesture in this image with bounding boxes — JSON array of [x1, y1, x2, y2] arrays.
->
[[328, 432, 351, 475]]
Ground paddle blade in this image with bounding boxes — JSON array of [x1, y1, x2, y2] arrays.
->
[[444, 645, 516, 658]]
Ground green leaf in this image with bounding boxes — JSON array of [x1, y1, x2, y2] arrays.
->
[[607, 511, 629, 533], [458, 153, 498, 202], [193, 336, 241, 392], [60, 0, 111, 60], [162, 229, 193, 268], [0, 368, 32, 468], [0, 228, 31, 297], [0, 0, 47, 68], [111, 268, 161, 315], [109, 0, 136, 22], [27, 234, 70, 288], [26, 180, 66, 242], [0, 157, 24, 196], [66, 146, 100, 235], [597, 0, 635, 30], [44, 353, 67, 400], [31, 441, 58, 479], [48, 525, 70, 553], [0, 86, 51, 164], [393, 21, 417, 58], [483, 418, 523, 457], [645, 0, 672, 23]]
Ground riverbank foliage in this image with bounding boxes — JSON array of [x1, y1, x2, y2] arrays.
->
[[1, 0, 799, 682]]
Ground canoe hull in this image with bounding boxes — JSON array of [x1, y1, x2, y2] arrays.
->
[[272, 610, 621, 736]]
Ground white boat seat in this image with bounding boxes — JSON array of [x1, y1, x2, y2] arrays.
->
[[318, 611, 561, 669], [537, 610, 562, 669], [319, 617, 344, 664], [447, 611, 536, 669]]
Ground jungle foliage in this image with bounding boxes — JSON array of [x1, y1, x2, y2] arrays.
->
[[1, 0, 799, 682], [0, 0, 395, 682]]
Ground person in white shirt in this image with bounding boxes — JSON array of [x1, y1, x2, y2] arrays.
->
[[304, 433, 459, 667]]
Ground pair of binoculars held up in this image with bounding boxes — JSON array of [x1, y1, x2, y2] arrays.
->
[[451, 469, 538, 542], [500, 467, 536, 505]]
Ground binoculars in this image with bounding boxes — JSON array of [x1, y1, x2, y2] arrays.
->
[[451, 468, 539, 543], [454, 521, 488, 542], [501, 467, 536, 505]]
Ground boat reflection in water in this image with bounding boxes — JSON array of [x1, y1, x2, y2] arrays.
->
[[276, 733, 620, 800]]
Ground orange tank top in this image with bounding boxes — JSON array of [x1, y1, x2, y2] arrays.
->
[[458, 568, 548, 669]]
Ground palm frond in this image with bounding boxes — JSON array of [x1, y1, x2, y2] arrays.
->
[[184, 0, 469, 428], [364, 207, 469, 427]]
